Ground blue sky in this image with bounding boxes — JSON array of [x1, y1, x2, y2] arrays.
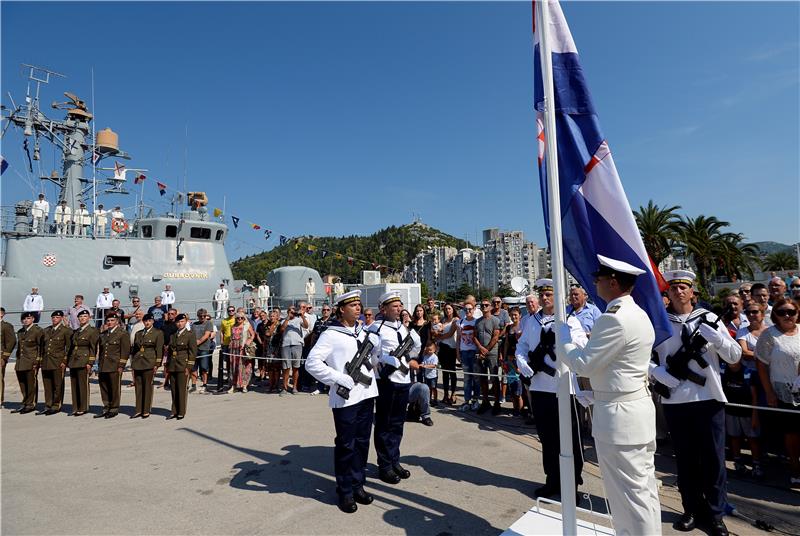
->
[[2, 1, 798, 260]]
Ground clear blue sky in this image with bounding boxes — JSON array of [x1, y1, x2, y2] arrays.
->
[[2, 1, 798, 260]]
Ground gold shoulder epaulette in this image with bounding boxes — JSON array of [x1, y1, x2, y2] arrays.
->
[[606, 305, 621, 314]]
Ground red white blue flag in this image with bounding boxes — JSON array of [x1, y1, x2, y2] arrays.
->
[[533, 0, 671, 344]]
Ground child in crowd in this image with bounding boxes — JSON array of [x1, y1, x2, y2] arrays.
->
[[421, 341, 439, 406], [503, 352, 523, 416], [721, 360, 763, 478], [430, 312, 443, 339]]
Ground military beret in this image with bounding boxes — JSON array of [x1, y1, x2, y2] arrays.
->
[[51, 310, 64, 317], [175, 313, 188, 321], [142, 313, 154, 321], [77, 309, 91, 317], [21, 312, 35, 320]]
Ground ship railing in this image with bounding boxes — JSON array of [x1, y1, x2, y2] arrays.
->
[[0, 205, 137, 239]]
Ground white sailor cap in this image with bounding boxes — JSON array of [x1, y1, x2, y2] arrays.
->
[[335, 290, 361, 306], [535, 278, 554, 291], [593, 254, 646, 277], [379, 290, 403, 305], [664, 269, 696, 286]]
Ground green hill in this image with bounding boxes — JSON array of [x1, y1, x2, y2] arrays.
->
[[751, 241, 794, 256], [231, 222, 472, 284]]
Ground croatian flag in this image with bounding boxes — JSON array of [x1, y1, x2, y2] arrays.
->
[[533, 0, 671, 344]]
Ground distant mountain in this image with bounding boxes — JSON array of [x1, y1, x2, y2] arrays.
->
[[751, 241, 795, 256], [231, 222, 472, 284]]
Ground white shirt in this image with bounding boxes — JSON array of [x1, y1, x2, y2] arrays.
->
[[515, 311, 586, 394], [96, 292, 114, 309], [305, 321, 379, 408], [75, 208, 91, 225], [214, 288, 229, 302], [257, 285, 270, 299], [94, 209, 108, 224], [161, 290, 175, 305], [111, 209, 124, 220], [23, 294, 44, 312], [32, 199, 50, 218], [562, 295, 656, 445], [54, 205, 72, 223], [422, 353, 439, 380], [305, 281, 316, 295], [652, 308, 742, 405], [368, 319, 422, 385]]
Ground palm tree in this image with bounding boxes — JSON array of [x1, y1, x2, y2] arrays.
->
[[762, 251, 798, 271], [716, 234, 759, 282], [672, 215, 731, 290], [633, 200, 681, 266]]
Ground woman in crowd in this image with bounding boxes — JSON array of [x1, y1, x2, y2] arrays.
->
[[737, 303, 768, 370], [228, 313, 255, 394], [434, 303, 460, 405], [408, 304, 430, 382], [756, 298, 800, 487], [265, 309, 283, 392], [255, 309, 271, 384], [400, 309, 412, 330], [501, 306, 524, 415]]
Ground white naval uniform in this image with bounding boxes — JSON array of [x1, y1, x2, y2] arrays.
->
[[75, 208, 91, 236], [305, 322, 379, 408], [23, 294, 44, 314], [257, 284, 270, 308], [368, 319, 421, 384], [32, 199, 50, 233], [515, 311, 586, 394], [561, 295, 661, 536], [305, 281, 316, 304], [94, 209, 108, 236], [160, 291, 176, 306], [110, 209, 125, 237], [54, 205, 72, 235], [214, 288, 229, 318], [96, 292, 114, 311]]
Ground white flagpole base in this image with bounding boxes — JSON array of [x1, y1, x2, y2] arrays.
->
[[502, 498, 615, 536]]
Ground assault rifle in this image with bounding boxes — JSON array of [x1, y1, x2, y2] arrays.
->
[[380, 333, 414, 379], [528, 329, 557, 377], [336, 338, 375, 400], [652, 315, 718, 399]]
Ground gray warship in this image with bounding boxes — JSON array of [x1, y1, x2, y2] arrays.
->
[[1, 65, 246, 324]]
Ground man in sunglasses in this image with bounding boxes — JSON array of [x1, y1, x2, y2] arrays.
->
[[217, 306, 237, 392], [651, 270, 742, 536]]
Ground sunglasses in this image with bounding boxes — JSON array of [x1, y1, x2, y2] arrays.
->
[[745, 309, 762, 315], [481, 304, 491, 307], [236, 316, 245, 320], [464, 308, 474, 312], [774, 308, 798, 318], [364, 313, 373, 316], [792, 285, 800, 289]]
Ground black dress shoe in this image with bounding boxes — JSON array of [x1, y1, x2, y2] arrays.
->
[[337, 495, 358, 513], [36, 410, 48, 415], [353, 488, 374, 505], [708, 519, 729, 536], [421, 417, 434, 426], [105, 412, 118, 419], [45, 409, 59, 415], [142, 414, 150, 419], [131, 413, 142, 419], [379, 469, 401, 484], [393, 464, 411, 479], [673, 513, 696, 532], [19, 407, 35, 414], [73, 411, 85, 417], [534, 484, 560, 498], [176, 415, 184, 420], [94, 412, 108, 419]]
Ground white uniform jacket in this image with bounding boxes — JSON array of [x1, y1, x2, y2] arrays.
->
[[562, 295, 656, 445], [214, 288, 229, 302], [161, 291, 176, 306], [94, 209, 108, 226], [515, 311, 586, 394], [75, 208, 91, 226], [368, 319, 422, 385], [96, 293, 114, 309], [54, 205, 72, 224], [23, 294, 44, 312], [651, 307, 741, 405], [257, 285, 270, 299], [305, 321, 379, 408], [32, 199, 50, 219]]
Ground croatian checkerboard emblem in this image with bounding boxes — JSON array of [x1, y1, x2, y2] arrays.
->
[[42, 253, 57, 267]]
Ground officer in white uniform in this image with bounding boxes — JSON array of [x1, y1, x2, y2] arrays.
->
[[369, 290, 421, 485], [515, 278, 587, 499], [305, 278, 316, 305], [53, 200, 72, 236], [31, 193, 50, 234], [94, 204, 108, 237], [214, 283, 230, 319], [257, 280, 270, 309], [160, 285, 176, 307], [305, 290, 379, 513], [558, 255, 662, 535], [23, 287, 45, 323], [75, 203, 91, 237], [110, 206, 125, 237], [650, 270, 741, 536]]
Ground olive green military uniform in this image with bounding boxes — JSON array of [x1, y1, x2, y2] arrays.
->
[[15, 324, 44, 411], [1, 320, 17, 406], [131, 327, 164, 416], [68, 324, 99, 414], [167, 328, 197, 417], [41, 323, 71, 412], [98, 326, 131, 416]]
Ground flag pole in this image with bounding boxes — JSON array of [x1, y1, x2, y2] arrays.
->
[[536, 1, 578, 534]]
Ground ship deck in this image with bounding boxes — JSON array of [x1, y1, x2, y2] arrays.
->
[[2, 360, 798, 535]]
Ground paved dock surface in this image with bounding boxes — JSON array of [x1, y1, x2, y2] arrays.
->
[[2, 376, 798, 535]]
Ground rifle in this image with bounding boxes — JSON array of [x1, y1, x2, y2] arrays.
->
[[380, 333, 414, 379], [652, 314, 718, 399], [528, 329, 556, 377], [336, 338, 375, 400]]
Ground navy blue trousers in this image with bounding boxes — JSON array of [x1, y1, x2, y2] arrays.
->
[[332, 397, 375, 497], [531, 391, 584, 488], [374, 379, 410, 471], [663, 400, 727, 521]]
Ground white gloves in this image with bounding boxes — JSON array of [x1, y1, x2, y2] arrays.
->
[[557, 322, 573, 346], [651, 365, 680, 389], [698, 323, 724, 348], [576, 391, 594, 408], [335, 373, 355, 391], [517, 358, 534, 378]]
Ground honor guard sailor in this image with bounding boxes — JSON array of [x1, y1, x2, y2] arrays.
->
[[368, 290, 421, 485], [1, 307, 17, 407], [14, 312, 44, 414], [305, 290, 380, 513], [97, 313, 131, 418], [558, 255, 662, 535], [40, 311, 71, 415], [68, 309, 99, 416], [651, 270, 741, 536], [166, 314, 197, 419], [131, 314, 164, 418], [514, 278, 587, 499]]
